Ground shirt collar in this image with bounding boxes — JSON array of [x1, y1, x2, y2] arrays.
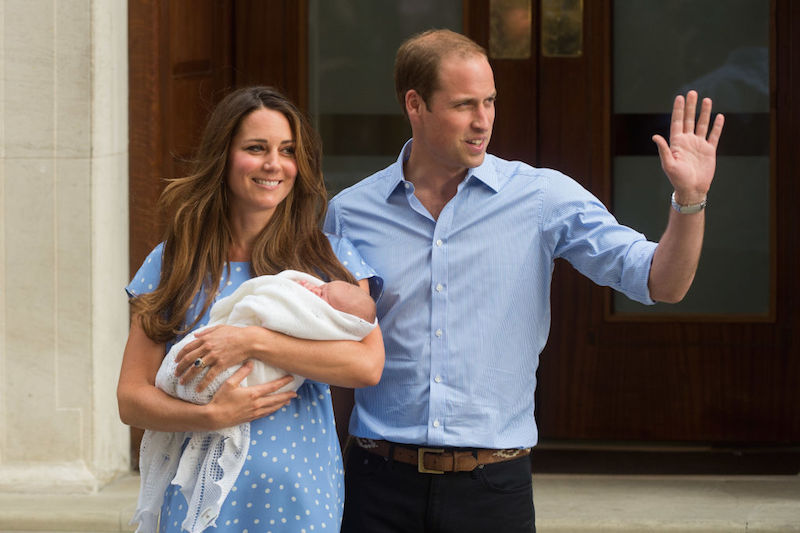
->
[[467, 155, 501, 193], [381, 139, 413, 200], [383, 139, 502, 200]]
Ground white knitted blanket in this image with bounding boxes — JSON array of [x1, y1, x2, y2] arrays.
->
[[131, 270, 376, 533]]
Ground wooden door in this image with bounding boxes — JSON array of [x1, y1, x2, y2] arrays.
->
[[128, 2, 800, 470], [469, 0, 800, 447]]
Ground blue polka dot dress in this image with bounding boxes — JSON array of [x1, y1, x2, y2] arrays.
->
[[127, 235, 380, 533]]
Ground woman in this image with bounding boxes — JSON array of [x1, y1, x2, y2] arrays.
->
[[117, 86, 384, 532]]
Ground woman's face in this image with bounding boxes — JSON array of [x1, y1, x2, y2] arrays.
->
[[226, 107, 298, 222]]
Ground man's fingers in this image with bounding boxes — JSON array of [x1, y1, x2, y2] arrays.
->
[[669, 94, 685, 140], [695, 97, 712, 138], [652, 134, 672, 163], [683, 90, 698, 134], [707, 113, 725, 149]]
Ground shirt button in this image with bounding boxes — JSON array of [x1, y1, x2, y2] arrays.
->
[[404, 182, 410, 189], [436, 239, 443, 247], [435, 329, 443, 337], [433, 420, 441, 428], [434, 376, 442, 383], [435, 283, 443, 292]]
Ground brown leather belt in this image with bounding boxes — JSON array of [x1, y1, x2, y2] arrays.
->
[[355, 438, 531, 474]]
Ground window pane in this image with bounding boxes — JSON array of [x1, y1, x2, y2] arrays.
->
[[612, 0, 770, 316], [308, 0, 463, 196]]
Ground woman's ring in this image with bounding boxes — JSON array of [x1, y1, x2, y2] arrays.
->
[[193, 358, 206, 369]]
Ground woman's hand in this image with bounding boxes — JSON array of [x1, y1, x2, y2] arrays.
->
[[173, 279, 384, 390], [205, 361, 297, 430], [174, 324, 272, 392], [118, 316, 295, 432]]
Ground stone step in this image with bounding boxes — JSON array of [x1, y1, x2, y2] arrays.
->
[[0, 473, 798, 532]]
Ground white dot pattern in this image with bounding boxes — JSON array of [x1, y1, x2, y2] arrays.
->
[[157, 348, 343, 531], [127, 236, 375, 532]]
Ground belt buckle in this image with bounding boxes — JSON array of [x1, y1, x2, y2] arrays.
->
[[418, 447, 445, 474]]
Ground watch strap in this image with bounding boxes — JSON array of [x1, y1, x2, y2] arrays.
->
[[670, 192, 707, 214]]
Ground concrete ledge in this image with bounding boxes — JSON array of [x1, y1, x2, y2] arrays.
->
[[0, 474, 137, 533], [0, 463, 116, 494], [534, 474, 800, 532], [0, 473, 798, 532]]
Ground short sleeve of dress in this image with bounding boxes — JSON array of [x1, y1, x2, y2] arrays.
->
[[126, 242, 165, 299], [325, 233, 384, 302]]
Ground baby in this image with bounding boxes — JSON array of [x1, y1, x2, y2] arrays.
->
[[296, 278, 376, 323], [134, 271, 377, 533], [159, 273, 376, 401]]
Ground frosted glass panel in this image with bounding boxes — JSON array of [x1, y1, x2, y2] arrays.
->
[[614, 157, 770, 314], [614, 0, 768, 114], [308, 0, 462, 195], [612, 0, 770, 316]]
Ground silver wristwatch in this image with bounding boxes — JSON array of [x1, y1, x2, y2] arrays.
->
[[670, 192, 707, 214]]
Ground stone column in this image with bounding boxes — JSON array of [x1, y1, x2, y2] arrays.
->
[[0, 0, 130, 492]]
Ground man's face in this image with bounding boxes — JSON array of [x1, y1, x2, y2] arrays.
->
[[411, 53, 496, 176]]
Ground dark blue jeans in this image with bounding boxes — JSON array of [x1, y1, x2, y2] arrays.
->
[[341, 445, 536, 533]]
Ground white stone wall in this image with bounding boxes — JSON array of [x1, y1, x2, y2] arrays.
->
[[0, 0, 129, 492]]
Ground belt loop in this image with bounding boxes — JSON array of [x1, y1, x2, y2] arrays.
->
[[387, 442, 396, 468], [471, 449, 481, 474]]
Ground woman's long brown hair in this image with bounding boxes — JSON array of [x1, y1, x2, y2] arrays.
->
[[132, 86, 356, 343]]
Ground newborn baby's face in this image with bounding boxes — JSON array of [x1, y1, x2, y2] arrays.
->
[[296, 279, 375, 323]]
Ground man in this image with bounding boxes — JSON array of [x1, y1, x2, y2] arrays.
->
[[324, 29, 723, 532]]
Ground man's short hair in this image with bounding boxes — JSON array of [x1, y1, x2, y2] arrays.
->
[[394, 29, 487, 116]]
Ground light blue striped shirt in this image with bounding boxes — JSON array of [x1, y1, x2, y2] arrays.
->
[[324, 140, 657, 449]]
